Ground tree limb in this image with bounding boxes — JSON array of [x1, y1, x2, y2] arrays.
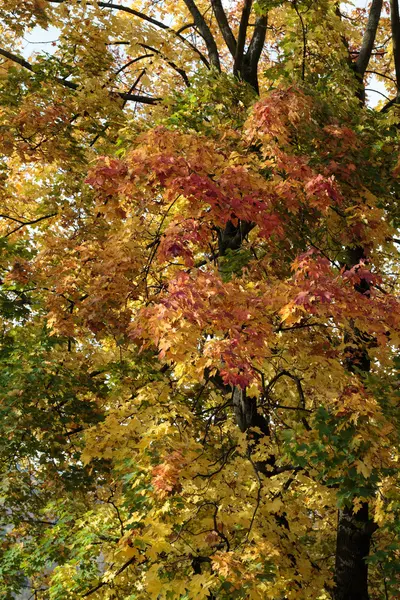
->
[[390, 0, 400, 89], [243, 13, 268, 92], [139, 43, 190, 87], [45, 0, 210, 67], [114, 54, 154, 76], [82, 556, 136, 597], [382, 0, 400, 110], [0, 47, 160, 105], [211, 0, 237, 57], [234, 0, 253, 77], [354, 0, 383, 78], [182, 0, 221, 69], [1, 213, 58, 239]]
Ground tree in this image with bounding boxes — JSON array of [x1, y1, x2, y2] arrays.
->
[[1, 0, 400, 598]]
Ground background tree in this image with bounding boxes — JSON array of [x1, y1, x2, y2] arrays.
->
[[1, 1, 400, 599]]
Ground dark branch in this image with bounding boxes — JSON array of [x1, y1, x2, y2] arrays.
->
[[1, 213, 58, 239], [0, 47, 36, 72], [139, 43, 190, 87], [175, 22, 195, 34], [115, 54, 154, 76], [182, 0, 221, 69], [365, 69, 397, 83], [234, 0, 253, 77], [82, 556, 136, 597], [390, 0, 400, 89], [45, 0, 210, 67], [0, 47, 160, 105], [265, 370, 311, 429], [211, 0, 237, 57], [293, 1, 307, 81], [354, 0, 383, 78], [243, 13, 268, 92]]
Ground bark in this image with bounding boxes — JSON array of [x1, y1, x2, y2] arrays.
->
[[217, 220, 255, 256], [352, 0, 383, 103], [382, 0, 400, 109], [182, 0, 221, 70], [233, 0, 253, 78], [390, 0, 400, 90], [211, 0, 237, 57], [242, 14, 268, 93], [232, 387, 277, 477], [354, 0, 383, 78], [334, 504, 377, 600], [334, 247, 376, 600]]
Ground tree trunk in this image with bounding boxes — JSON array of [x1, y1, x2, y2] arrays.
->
[[334, 504, 376, 600], [334, 247, 376, 600]]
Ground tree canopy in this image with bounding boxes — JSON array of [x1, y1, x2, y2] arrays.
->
[[2, 1, 400, 599]]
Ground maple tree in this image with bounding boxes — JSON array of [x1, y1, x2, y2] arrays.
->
[[2, 0, 400, 599]]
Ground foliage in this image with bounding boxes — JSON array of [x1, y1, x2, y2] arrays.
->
[[1, 1, 400, 599]]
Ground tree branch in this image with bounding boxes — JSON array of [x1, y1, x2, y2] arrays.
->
[[234, 0, 253, 77], [293, 1, 307, 81], [354, 0, 383, 78], [265, 370, 311, 430], [82, 556, 136, 597], [243, 13, 268, 92], [390, 0, 400, 89], [211, 0, 237, 57], [182, 0, 221, 69], [365, 69, 397, 83], [139, 43, 190, 87], [45, 0, 210, 67], [1, 213, 58, 239], [115, 54, 154, 76], [0, 47, 160, 105]]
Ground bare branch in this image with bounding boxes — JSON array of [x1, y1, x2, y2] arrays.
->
[[82, 556, 136, 597], [293, 1, 307, 81], [115, 54, 154, 76], [365, 69, 397, 83], [265, 370, 311, 430], [0, 47, 36, 72], [175, 22, 195, 35]]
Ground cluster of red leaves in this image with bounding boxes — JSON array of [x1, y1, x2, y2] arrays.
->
[[37, 86, 400, 393], [152, 450, 185, 498]]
